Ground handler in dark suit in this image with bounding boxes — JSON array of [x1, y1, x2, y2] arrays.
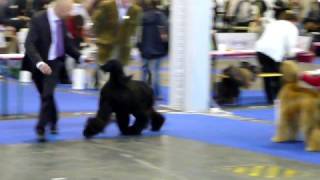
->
[[22, 0, 88, 142]]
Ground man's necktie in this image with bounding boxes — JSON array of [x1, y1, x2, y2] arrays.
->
[[55, 19, 65, 57]]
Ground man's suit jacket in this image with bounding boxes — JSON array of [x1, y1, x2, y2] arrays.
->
[[93, 0, 141, 65], [33, 0, 52, 11], [22, 10, 81, 72]]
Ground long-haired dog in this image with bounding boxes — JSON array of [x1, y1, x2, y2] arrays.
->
[[83, 60, 165, 138], [272, 61, 320, 151], [214, 62, 259, 105]]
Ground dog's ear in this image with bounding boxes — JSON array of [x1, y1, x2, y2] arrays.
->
[[240, 61, 250, 69], [238, 68, 253, 88], [223, 66, 234, 76], [100, 63, 110, 72], [100, 59, 122, 72], [100, 61, 113, 72], [281, 61, 299, 83], [239, 62, 259, 81]]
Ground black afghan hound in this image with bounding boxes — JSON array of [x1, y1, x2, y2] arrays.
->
[[83, 60, 165, 138]]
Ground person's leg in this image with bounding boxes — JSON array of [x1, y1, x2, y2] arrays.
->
[[269, 61, 281, 102], [44, 60, 63, 133], [142, 58, 151, 84], [263, 77, 274, 104], [32, 71, 46, 137], [150, 58, 162, 98], [33, 59, 61, 140], [59, 60, 71, 84], [257, 52, 278, 104]]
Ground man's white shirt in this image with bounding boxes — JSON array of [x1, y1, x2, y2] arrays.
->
[[255, 20, 299, 62], [116, 0, 131, 22], [36, 7, 86, 69], [47, 7, 62, 61]]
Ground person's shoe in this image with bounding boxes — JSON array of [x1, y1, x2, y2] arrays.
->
[[50, 126, 58, 135], [36, 128, 46, 142], [37, 134, 47, 143], [155, 96, 163, 101]]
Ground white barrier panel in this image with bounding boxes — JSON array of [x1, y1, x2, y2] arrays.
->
[[0, 25, 6, 48], [169, 0, 212, 112], [72, 68, 86, 90], [19, 70, 32, 83], [216, 33, 258, 51], [297, 36, 312, 51], [215, 33, 312, 52], [17, 28, 29, 54]]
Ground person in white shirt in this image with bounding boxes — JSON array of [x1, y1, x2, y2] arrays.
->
[[255, 10, 299, 104]]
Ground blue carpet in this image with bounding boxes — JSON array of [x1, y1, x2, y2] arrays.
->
[[0, 81, 99, 114], [1, 113, 320, 165], [313, 57, 320, 65], [238, 90, 268, 105], [163, 114, 320, 165], [211, 89, 268, 107], [157, 86, 169, 105], [231, 108, 275, 121], [0, 80, 169, 115]]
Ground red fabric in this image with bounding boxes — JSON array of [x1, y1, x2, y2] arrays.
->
[[296, 52, 315, 63], [300, 73, 320, 86], [65, 17, 83, 39]]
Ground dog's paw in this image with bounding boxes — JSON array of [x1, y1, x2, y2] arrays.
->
[[306, 146, 320, 152], [272, 136, 293, 143], [306, 141, 320, 152], [83, 117, 104, 139], [83, 127, 94, 139], [151, 112, 165, 131], [151, 118, 165, 132]]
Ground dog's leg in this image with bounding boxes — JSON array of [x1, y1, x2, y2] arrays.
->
[[300, 106, 320, 151], [83, 96, 113, 138], [306, 128, 320, 152], [116, 113, 130, 135], [96, 96, 113, 122], [83, 117, 109, 138], [272, 107, 297, 142], [150, 108, 165, 131], [128, 112, 149, 135]]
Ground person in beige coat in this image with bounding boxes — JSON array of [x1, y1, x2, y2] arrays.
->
[[92, 0, 141, 87], [93, 0, 141, 65]]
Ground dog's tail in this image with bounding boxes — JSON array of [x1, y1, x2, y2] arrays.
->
[[150, 109, 165, 131], [280, 61, 299, 84]]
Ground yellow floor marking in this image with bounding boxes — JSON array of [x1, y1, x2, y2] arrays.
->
[[265, 166, 281, 178], [233, 167, 247, 174], [248, 165, 265, 177], [284, 169, 298, 178]]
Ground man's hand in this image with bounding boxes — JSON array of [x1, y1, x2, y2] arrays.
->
[[84, 58, 95, 64], [17, 16, 31, 21], [39, 63, 52, 75]]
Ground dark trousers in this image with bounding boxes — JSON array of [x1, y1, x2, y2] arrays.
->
[[59, 60, 71, 84], [257, 52, 281, 104], [32, 58, 63, 133]]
